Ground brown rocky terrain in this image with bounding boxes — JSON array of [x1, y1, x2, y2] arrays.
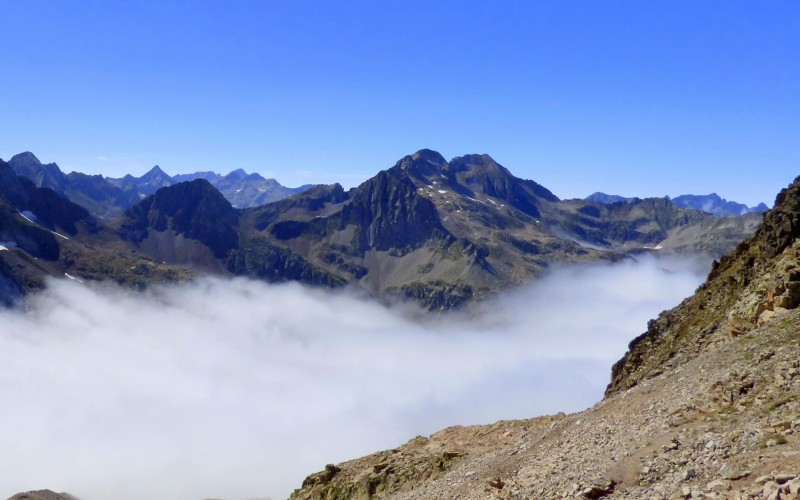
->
[[289, 178, 800, 500]]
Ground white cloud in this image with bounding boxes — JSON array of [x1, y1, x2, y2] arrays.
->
[[96, 156, 109, 161], [0, 256, 706, 500]]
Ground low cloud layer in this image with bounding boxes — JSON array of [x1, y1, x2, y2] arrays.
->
[[0, 256, 706, 500]]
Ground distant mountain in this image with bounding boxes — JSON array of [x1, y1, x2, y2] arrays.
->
[[585, 192, 636, 204], [206, 169, 314, 208], [8, 152, 139, 218], [107, 165, 313, 208], [8, 152, 315, 216], [671, 193, 769, 217], [586, 191, 769, 217], [108, 165, 174, 196]]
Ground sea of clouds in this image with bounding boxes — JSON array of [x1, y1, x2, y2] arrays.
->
[[0, 255, 708, 500]]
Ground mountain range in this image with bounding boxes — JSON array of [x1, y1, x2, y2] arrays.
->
[[290, 174, 800, 499], [6, 152, 313, 219], [1, 149, 764, 310], [587, 191, 770, 217]]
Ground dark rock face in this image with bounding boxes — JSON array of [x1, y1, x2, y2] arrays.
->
[[339, 169, 451, 253], [123, 179, 240, 258], [0, 258, 24, 307]]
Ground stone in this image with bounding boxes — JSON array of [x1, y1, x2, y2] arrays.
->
[[755, 475, 774, 485], [719, 463, 750, 481]]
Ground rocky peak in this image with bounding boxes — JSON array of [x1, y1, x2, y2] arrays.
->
[[411, 148, 448, 166], [8, 151, 68, 194], [123, 179, 239, 258], [9, 151, 42, 167], [393, 149, 449, 181], [140, 165, 171, 182], [225, 168, 248, 181]]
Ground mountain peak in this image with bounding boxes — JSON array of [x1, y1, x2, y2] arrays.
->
[[410, 149, 447, 166], [225, 168, 248, 181], [141, 165, 168, 179], [9, 151, 42, 166]]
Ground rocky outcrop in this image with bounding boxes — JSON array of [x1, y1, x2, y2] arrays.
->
[[338, 168, 452, 254]]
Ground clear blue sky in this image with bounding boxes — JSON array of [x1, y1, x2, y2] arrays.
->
[[1, 1, 797, 206]]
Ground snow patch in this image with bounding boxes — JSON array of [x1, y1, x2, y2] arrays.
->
[[64, 273, 84, 283], [51, 231, 70, 240], [17, 210, 39, 224], [438, 190, 446, 194]]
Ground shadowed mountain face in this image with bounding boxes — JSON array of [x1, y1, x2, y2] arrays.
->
[[122, 179, 240, 259]]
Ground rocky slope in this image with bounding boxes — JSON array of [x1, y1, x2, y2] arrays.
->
[[290, 176, 800, 499]]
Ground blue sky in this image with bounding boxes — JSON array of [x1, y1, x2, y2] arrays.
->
[[1, 1, 797, 206]]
